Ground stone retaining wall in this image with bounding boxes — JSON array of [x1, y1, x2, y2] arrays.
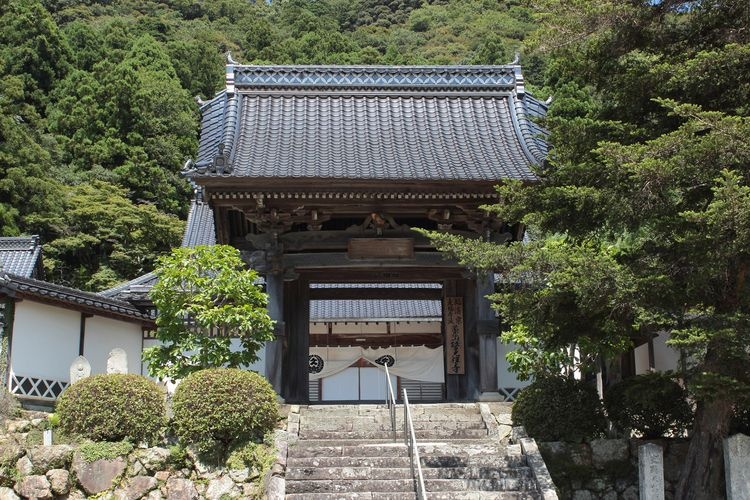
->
[[0, 412, 273, 500], [538, 438, 690, 500]]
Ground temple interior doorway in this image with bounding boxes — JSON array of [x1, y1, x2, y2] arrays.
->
[[306, 283, 445, 403]]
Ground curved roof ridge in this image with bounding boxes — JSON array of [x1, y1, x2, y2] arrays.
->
[[232, 64, 519, 91]]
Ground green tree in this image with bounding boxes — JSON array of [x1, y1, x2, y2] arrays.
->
[[425, 0, 750, 493], [42, 181, 184, 290], [143, 245, 275, 381]]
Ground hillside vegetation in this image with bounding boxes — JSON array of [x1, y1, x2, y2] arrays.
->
[[0, 0, 537, 290]]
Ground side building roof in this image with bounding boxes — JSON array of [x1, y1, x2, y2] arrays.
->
[[0, 236, 43, 278], [0, 272, 154, 325], [187, 64, 547, 184]]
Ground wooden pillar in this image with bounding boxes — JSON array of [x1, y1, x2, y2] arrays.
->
[[476, 272, 501, 401], [443, 277, 480, 401], [282, 276, 310, 403], [264, 270, 284, 396]]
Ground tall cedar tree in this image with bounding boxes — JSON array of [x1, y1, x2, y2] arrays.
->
[[425, 1, 750, 498]]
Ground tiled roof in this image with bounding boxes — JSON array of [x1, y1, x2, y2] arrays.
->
[[0, 236, 42, 278], [99, 272, 158, 299], [310, 299, 441, 322], [0, 273, 153, 324], [181, 199, 216, 248], [189, 65, 547, 181]]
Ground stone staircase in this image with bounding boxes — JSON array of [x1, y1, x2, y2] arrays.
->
[[284, 403, 544, 499]]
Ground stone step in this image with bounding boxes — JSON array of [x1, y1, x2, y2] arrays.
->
[[288, 442, 410, 458], [287, 454, 526, 469], [299, 429, 489, 440], [286, 492, 541, 500], [285, 477, 539, 494], [300, 417, 487, 430], [286, 465, 535, 481]]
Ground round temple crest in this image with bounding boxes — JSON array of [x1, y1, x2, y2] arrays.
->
[[375, 355, 395, 367], [308, 354, 324, 374]]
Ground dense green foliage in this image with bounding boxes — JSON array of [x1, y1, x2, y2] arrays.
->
[[425, 1, 750, 495], [77, 440, 134, 463], [511, 377, 607, 442], [604, 372, 693, 439], [0, 390, 18, 425], [0, 0, 537, 290], [171, 368, 279, 455], [143, 245, 275, 380], [56, 374, 165, 444]]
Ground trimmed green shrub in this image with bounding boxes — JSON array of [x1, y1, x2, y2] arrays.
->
[[225, 439, 275, 471], [512, 376, 607, 442], [604, 372, 693, 438], [730, 405, 750, 435], [172, 368, 278, 454], [56, 374, 165, 444], [0, 390, 19, 424], [78, 440, 134, 462]]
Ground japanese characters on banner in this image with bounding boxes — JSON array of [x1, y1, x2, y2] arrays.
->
[[444, 297, 465, 374]]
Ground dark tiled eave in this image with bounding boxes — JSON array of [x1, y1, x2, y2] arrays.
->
[[0, 273, 154, 325]]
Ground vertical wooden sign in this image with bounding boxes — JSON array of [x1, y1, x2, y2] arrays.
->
[[444, 297, 465, 375]]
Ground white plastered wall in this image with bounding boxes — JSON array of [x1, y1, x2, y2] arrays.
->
[[10, 301, 80, 382], [635, 332, 680, 375], [141, 338, 267, 384], [496, 339, 531, 390], [84, 316, 143, 376]]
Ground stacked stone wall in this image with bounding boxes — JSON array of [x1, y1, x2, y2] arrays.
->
[[538, 438, 690, 500]]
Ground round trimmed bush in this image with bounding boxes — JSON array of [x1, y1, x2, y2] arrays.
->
[[512, 376, 607, 442], [171, 368, 279, 454], [56, 374, 165, 444], [604, 372, 693, 438]]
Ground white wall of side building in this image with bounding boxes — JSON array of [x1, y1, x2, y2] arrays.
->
[[83, 316, 142, 376], [497, 339, 531, 391], [635, 332, 680, 375], [10, 301, 80, 382], [141, 339, 267, 386]]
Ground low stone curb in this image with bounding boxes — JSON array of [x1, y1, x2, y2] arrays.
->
[[264, 404, 300, 500], [513, 426, 559, 500], [478, 403, 499, 439]]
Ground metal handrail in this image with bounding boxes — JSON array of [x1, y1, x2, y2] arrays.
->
[[403, 388, 427, 500], [384, 363, 397, 440]]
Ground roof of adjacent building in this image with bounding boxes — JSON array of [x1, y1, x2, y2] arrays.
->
[[188, 64, 548, 183], [310, 299, 441, 322], [0, 272, 154, 324], [0, 236, 42, 278]]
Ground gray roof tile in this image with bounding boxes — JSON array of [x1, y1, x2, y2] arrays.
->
[[190, 65, 547, 181], [181, 199, 216, 248], [0, 236, 42, 278], [310, 299, 441, 322]]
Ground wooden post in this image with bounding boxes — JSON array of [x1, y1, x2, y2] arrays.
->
[[443, 277, 480, 401], [476, 272, 501, 401], [264, 270, 284, 397], [283, 277, 310, 403]]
